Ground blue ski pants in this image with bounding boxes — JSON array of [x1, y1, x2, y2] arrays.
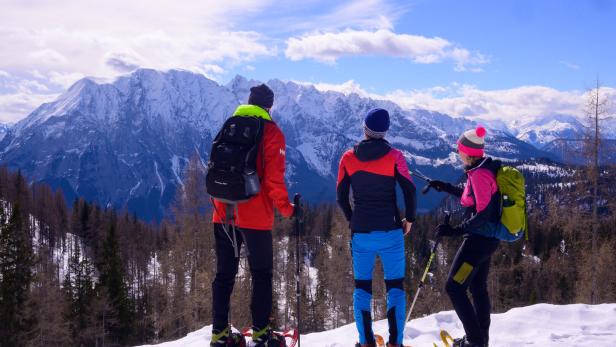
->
[[352, 229, 406, 345]]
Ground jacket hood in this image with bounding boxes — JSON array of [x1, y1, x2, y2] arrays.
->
[[354, 138, 392, 162], [465, 156, 501, 174]]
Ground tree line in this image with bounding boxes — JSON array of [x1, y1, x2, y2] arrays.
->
[[0, 155, 615, 346]]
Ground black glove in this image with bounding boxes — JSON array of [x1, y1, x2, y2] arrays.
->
[[434, 224, 462, 239], [428, 180, 450, 192]]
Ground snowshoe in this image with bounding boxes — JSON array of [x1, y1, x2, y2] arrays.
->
[[264, 331, 287, 347], [211, 327, 246, 347], [243, 326, 297, 347]]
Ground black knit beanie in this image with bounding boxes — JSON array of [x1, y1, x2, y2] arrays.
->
[[248, 84, 274, 109]]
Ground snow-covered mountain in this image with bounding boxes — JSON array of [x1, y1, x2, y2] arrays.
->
[[137, 303, 616, 347], [480, 113, 616, 160], [0, 123, 10, 142], [510, 114, 584, 148], [0, 69, 554, 220]]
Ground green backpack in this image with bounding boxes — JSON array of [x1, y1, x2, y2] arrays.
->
[[494, 166, 528, 242]]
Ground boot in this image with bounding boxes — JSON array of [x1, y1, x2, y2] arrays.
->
[[354, 343, 376, 347], [211, 326, 246, 347], [249, 326, 286, 347], [452, 335, 487, 347]]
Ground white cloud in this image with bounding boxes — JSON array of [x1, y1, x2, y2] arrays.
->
[[262, 0, 403, 34], [384, 85, 616, 124], [0, 75, 60, 123], [560, 60, 581, 70], [0, 1, 276, 75], [305, 0, 401, 31], [294, 79, 616, 125], [0, 0, 277, 121], [285, 28, 488, 70], [0, 92, 59, 124], [0, 26, 272, 82], [295, 80, 369, 96]]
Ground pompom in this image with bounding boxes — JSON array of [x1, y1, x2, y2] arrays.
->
[[475, 126, 486, 138]]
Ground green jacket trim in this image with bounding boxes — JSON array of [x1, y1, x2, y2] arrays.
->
[[233, 104, 272, 121]]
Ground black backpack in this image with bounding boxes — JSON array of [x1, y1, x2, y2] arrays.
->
[[206, 116, 265, 203]]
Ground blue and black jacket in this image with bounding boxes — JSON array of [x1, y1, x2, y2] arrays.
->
[[336, 139, 416, 232]]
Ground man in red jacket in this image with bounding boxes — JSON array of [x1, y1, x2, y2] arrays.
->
[[210, 84, 295, 347]]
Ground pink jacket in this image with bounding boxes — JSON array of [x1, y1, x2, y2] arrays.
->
[[460, 159, 498, 213], [457, 157, 501, 235]]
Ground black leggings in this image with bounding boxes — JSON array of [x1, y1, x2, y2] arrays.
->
[[212, 224, 273, 331], [445, 234, 499, 345]]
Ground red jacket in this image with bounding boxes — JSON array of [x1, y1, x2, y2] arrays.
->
[[212, 105, 294, 230]]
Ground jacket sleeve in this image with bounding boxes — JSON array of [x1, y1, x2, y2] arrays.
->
[[443, 182, 464, 198], [336, 154, 353, 222], [262, 124, 294, 217], [458, 169, 498, 232], [392, 150, 417, 223]]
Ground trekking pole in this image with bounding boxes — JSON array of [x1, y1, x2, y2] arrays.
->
[[293, 193, 303, 347], [404, 212, 450, 327], [410, 169, 433, 194]]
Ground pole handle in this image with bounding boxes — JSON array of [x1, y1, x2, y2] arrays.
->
[[293, 193, 301, 206], [421, 182, 431, 195], [293, 193, 303, 221]]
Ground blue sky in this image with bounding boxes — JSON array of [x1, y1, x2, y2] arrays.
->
[[0, 0, 615, 123], [244, 0, 616, 91]]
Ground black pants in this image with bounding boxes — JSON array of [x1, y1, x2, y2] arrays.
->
[[212, 223, 273, 332], [445, 234, 499, 345]]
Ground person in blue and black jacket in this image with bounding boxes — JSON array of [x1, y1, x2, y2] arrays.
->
[[336, 108, 417, 347]]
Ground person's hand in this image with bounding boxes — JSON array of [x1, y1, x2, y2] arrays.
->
[[434, 224, 461, 239], [403, 219, 413, 236], [427, 180, 449, 192]]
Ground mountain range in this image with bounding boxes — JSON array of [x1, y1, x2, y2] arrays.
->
[[0, 69, 602, 220]]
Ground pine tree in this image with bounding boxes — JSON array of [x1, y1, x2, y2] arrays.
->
[[0, 203, 34, 345], [63, 243, 97, 345], [98, 222, 133, 345]]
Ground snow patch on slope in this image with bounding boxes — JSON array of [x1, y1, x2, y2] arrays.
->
[[154, 161, 164, 197]]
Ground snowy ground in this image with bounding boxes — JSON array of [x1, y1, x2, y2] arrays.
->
[[138, 303, 616, 347]]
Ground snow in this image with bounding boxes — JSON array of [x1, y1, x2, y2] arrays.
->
[[296, 142, 331, 177], [129, 180, 142, 197], [42, 121, 65, 138], [307, 265, 319, 299], [154, 161, 165, 197], [517, 163, 574, 178], [388, 136, 433, 150], [136, 303, 616, 347], [433, 152, 460, 167], [171, 155, 185, 188]]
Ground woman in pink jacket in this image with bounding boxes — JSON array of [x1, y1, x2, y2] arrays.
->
[[427, 126, 501, 347]]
